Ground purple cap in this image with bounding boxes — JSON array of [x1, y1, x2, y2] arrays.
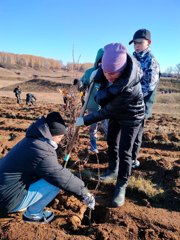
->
[[102, 43, 127, 73]]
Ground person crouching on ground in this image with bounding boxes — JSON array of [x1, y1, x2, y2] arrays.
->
[[26, 93, 37, 106], [0, 112, 95, 223], [75, 43, 145, 207]]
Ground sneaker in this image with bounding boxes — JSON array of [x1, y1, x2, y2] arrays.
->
[[23, 210, 54, 224], [132, 160, 140, 169], [100, 169, 118, 182]]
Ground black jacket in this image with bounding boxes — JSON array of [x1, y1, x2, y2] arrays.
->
[[83, 54, 145, 126], [0, 117, 85, 214], [13, 88, 21, 96]]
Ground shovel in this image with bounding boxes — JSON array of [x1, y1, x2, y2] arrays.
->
[[64, 81, 95, 167]]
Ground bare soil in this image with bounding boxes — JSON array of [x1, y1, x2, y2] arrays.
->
[[0, 71, 180, 240]]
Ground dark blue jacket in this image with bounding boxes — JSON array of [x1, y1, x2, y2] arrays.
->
[[26, 93, 36, 102], [83, 54, 145, 127], [0, 117, 85, 214]]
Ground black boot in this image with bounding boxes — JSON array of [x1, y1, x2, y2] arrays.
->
[[112, 181, 127, 207]]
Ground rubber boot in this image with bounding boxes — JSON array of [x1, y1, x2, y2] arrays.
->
[[112, 181, 127, 207]]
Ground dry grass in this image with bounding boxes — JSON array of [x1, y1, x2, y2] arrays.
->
[[128, 176, 164, 198], [0, 80, 23, 88], [0, 90, 64, 104], [156, 93, 180, 104]]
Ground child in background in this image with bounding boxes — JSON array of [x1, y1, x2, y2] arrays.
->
[[129, 29, 160, 168], [79, 48, 108, 153]]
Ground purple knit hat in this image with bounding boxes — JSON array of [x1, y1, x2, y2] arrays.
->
[[102, 43, 127, 73]]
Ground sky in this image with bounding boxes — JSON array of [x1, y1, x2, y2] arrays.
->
[[0, 0, 180, 72]]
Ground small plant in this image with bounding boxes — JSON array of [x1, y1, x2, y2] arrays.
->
[[128, 176, 164, 198]]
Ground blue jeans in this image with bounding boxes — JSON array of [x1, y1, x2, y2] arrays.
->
[[88, 110, 108, 149], [11, 179, 60, 214]]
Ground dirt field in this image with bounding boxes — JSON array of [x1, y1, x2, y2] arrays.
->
[[0, 70, 180, 240]]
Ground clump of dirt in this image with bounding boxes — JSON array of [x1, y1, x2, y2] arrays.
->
[[0, 96, 180, 240]]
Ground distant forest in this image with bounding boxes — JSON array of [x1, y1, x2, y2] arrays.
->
[[0, 52, 93, 72]]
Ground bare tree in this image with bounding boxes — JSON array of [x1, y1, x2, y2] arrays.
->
[[72, 44, 81, 78], [175, 63, 180, 79]]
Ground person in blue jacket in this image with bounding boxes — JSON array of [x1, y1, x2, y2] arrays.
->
[[129, 29, 160, 168], [0, 112, 95, 223], [76, 43, 145, 207], [80, 48, 108, 153]]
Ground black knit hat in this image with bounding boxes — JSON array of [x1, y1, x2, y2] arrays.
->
[[129, 29, 151, 45], [46, 112, 67, 136]]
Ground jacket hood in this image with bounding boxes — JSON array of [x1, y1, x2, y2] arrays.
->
[[26, 116, 52, 140], [94, 48, 104, 69]]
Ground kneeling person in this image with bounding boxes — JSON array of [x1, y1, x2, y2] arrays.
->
[[0, 112, 95, 223]]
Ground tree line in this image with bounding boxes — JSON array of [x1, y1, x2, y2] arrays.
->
[[163, 63, 180, 78], [0, 52, 93, 72]]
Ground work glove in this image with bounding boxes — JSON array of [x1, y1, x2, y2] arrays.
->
[[75, 117, 84, 126], [82, 192, 95, 210]]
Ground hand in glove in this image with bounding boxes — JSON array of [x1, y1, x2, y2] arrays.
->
[[83, 192, 95, 210], [75, 117, 84, 127]]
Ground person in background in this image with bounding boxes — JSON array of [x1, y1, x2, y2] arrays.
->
[[26, 93, 37, 106], [76, 43, 144, 207], [73, 78, 79, 86], [13, 85, 21, 104], [129, 29, 160, 168], [0, 112, 95, 223], [79, 48, 108, 153]]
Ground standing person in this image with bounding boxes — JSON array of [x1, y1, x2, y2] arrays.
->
[[75, 43, 144, 207], [13, 85, 21, 104], [129, 29, 160, 168], [79, 48, 108, 153], [0, 112, 95, 223], [26, 93, 37, 106]]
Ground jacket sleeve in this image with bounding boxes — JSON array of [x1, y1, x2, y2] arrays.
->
[[142, 57, 160, 96], [83, 89, 135, 126], [34, 151, 85, 197], [94, 75, 129, 106], [83, 80, 144, 126]]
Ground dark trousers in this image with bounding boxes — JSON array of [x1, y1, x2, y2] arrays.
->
[[107, 120, 141, 184], [131, 120, 144, 162], [15, 94, 21, 104], [131, 88, 157, 161]]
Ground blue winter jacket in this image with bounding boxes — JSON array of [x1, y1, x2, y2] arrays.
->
[[133, 48, 160, 118], [0, 117, 85, 214], [83, 54, 145, 127], [80, 48, 104, 111]]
